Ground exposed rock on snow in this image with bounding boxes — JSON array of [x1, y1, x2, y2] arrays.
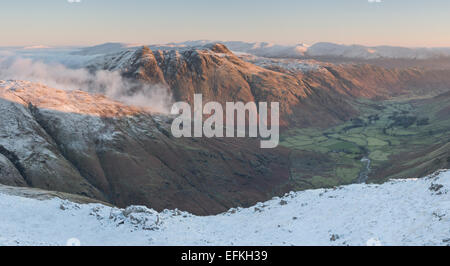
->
[[0, 170, 448, 246]]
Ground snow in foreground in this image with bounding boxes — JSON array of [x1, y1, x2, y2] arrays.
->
[[1, 170, 449, 246]]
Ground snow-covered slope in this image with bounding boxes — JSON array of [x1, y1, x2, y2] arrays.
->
[[1, 170, 449, 246], [307, 42, 450, 60]]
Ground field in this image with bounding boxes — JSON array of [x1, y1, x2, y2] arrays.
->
[[281, 94, 450, 190]]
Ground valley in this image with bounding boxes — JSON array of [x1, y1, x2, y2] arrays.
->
[[282, 93, 450, 189]]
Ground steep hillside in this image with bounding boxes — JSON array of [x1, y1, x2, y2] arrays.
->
[[0, 80, 291, 215], [87, 44, 450, 128], [87, 43, 329, 127]]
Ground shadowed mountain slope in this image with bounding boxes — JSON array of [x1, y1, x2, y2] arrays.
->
[[0, 80, 290, 215]]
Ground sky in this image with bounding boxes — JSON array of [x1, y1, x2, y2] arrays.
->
[[0, 0, 449, 47]]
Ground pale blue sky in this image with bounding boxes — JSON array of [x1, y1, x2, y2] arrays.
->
[[1, 0, 449, 47]]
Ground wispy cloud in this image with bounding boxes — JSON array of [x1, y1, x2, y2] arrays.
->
[[0, 52, 173, 113]]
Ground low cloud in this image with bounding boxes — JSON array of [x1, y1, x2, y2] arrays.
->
[[0, 55, 173, 114]]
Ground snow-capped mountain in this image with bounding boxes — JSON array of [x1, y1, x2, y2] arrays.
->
[[307, 42, 450, 60], [223, 41, 450, 60], [219, 41, 310, 58], [73, 41, 309, 58], [1, 170, 448, 246], [73, 41, 450, 60], [224, 41, 450, 60], [84, 44, 450, 126]]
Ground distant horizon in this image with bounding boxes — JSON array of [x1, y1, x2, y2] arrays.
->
[[1, 0, 450, 48], [3, 40, 450, 49]]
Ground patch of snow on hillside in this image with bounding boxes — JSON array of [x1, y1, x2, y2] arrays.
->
[[240, 54, 325, 73], [0, 170, 449, 246]]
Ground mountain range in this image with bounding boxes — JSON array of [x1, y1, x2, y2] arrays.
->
[[0, 41, 449, 215], [85, 43, 450, 128], [75, 41, 450, 60]]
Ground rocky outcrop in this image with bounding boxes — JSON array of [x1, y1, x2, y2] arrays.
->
[[88, 44, 450, 128], [88, 44, 357, 127]]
